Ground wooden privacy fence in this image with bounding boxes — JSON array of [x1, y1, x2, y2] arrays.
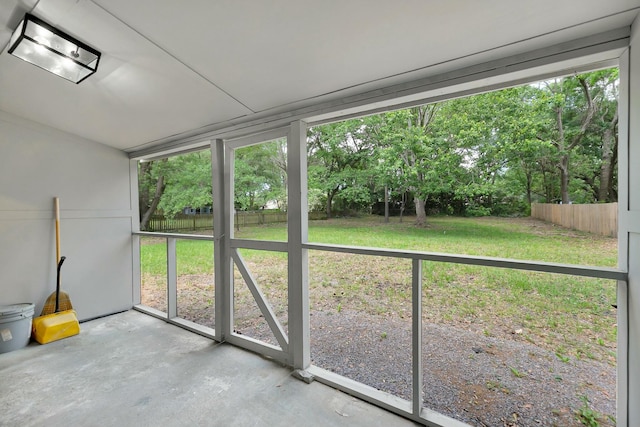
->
[[147, 211, 327, 232], [530, 203, 618, 237]]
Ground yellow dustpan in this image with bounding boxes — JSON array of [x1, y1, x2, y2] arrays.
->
[[33, 256, 79, 344]]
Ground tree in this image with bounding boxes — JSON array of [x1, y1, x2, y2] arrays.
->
[[598, 108, 618, 202], [138, 159, 167, 231], [463, 85, 552, 211], [138, 150, 214, 227], [271, 138, 288, 209], [157, 150, 213, 217], [439, 90, 518, 214], [234, 141, 286, 211], [542, 76, 598, 204], [588, 69, 619, 202], [308, 119, 376, 217], [376, 105, 464, 225]]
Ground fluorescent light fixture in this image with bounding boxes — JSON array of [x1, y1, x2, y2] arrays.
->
[[8, 13, 101, 84]]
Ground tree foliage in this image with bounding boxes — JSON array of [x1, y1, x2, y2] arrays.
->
[[158, 151, 213, 217], [235, 139, 287, 211], [138, 151, 212, 229], [307, 119, 377, 217]]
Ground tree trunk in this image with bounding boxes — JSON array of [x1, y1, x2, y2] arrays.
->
[[140, 174, 165, 231], [415, 196, 427, 226], [598, 109, 618, 202], [552, 76, 597, 205], [541, 167, 549, 202], [384, 185, 389, 223], [559, 155, 570, 204], [275, 139, 288, 210], [326, 190, 335, 218], [525, 169, 533, 206], [608, 141, 618, 202]]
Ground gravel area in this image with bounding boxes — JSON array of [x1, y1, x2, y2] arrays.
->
[[307, 309, 615, 427], [206, 304, 616, 426]]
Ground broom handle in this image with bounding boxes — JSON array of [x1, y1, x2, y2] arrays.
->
[[55, 197, 60, 264]]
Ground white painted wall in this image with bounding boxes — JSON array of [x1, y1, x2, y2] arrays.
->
[[0, 111, 134, 321]]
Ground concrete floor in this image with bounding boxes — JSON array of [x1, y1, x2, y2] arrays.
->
[[0, 310, 418, 427]]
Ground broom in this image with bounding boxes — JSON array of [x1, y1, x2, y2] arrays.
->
[[40, 197, 74, 315]]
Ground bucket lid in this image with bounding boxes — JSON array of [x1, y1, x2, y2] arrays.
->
[[0, 303, 35, 317]]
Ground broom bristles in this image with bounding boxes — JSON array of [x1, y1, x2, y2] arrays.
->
[[40, 291, 73, 316]]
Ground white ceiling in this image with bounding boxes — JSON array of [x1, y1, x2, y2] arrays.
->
[[0, 0, 639, 154]]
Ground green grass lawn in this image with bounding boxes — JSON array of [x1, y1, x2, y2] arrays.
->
[[140, 215, 618, 363]]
